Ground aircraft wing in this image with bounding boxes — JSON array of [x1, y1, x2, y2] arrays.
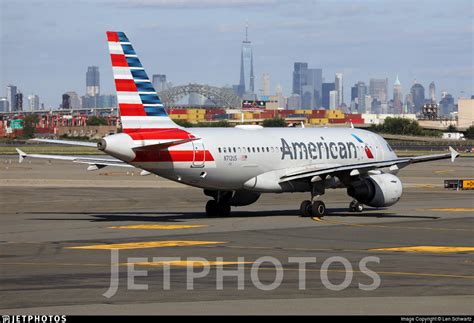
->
[[280, 147, 459, 183], [15, 148, 133, 170]]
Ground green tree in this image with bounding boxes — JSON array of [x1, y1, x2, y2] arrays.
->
[[446, 124, 457, 132], [86, 116, 108, 126], [263, 117, 286, 127], [464, 126, 474, 139], [22, 114, 39, 138]]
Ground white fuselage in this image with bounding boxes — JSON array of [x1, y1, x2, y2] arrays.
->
[[127, 127, 397, 192]]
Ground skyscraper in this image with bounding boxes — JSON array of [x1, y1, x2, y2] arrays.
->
[[239, 23, 254, 97], [393, 75, 403, 114], [292, 63, 321, 109], [6, 85, 17, 112], [410, 82, 425, 113], [152, 74, 167, 92], [27, 94, 40, 111], [292, 62, 308, 96], [65, 91, 81, 109], [0, 98, 8, 112], [14, 93, 23, 111], [329, 90, 337, 110], [321, 82, 335, 109], [335, 73, 343, 107], [86, 66, 100, 97], [356, 81, 367, 113], [369, 78, 388, 103], [261, 73, 270, 97], [429, 81, 436, 103]]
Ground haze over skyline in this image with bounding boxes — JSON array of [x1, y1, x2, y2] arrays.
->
[[1, 0, 473, 107]]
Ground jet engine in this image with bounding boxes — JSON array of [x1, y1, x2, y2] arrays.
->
[[347, 173, 403, 207]]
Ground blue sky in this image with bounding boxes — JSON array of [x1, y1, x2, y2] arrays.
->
[[1, 0, 473, 107]]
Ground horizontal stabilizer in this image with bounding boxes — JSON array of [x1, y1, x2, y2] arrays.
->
[[30, 138, 98, 148], [132, 137, 199, 151]]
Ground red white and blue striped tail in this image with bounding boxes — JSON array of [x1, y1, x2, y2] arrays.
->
[[106, 31, 178, 133]]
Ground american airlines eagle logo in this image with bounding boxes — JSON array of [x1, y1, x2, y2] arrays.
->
[[351, 134, 374, 159]]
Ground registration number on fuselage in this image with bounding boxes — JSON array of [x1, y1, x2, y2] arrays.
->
[[223, 155, 238, 162]]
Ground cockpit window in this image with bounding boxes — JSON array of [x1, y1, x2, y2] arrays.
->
[[386, 143, 393, 152]]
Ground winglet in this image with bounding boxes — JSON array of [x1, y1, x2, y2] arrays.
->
[[16, 148, 27, 163], [449, 146, 459, 162]]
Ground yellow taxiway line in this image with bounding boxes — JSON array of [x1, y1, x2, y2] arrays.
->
[[66, 240, 226, 250], [430, 208, 474, 212], [370, 246, 474, 253], [108, 224, 207, 230]]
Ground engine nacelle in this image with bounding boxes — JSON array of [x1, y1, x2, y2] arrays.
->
[[347, 173, 403, 207], [97, 133, 135, 162]]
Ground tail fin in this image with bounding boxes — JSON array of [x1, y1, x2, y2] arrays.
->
[[106, 31, 178, 133]]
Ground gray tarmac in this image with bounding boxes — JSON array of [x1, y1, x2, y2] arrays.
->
[[0, 156, 473, 315]]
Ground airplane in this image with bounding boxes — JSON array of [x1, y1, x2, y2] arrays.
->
[[16, 31, 460, 218]]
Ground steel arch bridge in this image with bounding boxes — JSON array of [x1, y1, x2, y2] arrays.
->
[[159, 84, 242, 109]]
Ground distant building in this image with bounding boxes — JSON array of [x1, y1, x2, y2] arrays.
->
[[261, 73, 270, 97], [0, 97, 8, 112], [98, 94, 117, 108], [356, 81, 367, 113], [6, 85, 17, 112], [365, 95, 373, 114], [429, 81, 436, 103], [27, 94, 40, 111], [152, 74, 167, 92], [14, 92, 23, 111], [64, 91, 81, 109], [410, 82, 425, 113], [286, 94, 301, 110], [351, 84, 358, 103], [292, 62, 308, 97], [239, 23, 254, 96], [439, 93, 455, 116], [292, 63, 321, 109], [369, 78, 388, 103], [335, 73, 343, 107], [458, 99, 474, 129], [393, 75, 403, 114], [321, 82, 335, 109], [329, 90, 337, 110], [86, 66, 100, 97]]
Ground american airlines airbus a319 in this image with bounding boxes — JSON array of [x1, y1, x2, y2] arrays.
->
[[17, 31, 459, 217]]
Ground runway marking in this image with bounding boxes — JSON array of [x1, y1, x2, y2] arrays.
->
[[311, 217, 473, 232], [1, 262, 472, 279], [433, 169, 454, 174], [108, 224, 207, 230], [66, 240, 226, 250], [430, 208, 474, 212], [127, 260, 252, 267], [256, 267, 474, 280], [370, 246, 474, 253]]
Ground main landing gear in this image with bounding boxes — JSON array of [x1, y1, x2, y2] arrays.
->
[[349, 200, 364, 212], [300, 182, 326, 217], [205, 200, 231, 217], [300, 200, 326, 217], [204, 190, 231, 217]]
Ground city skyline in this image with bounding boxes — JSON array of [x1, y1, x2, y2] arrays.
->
[[1, 0, 473, 107]]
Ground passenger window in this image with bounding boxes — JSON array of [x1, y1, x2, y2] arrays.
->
[[252, 147, 256, 153], [233, 147, 236, 153], [223, 147, 227, 153], [238, 147, 241, 153], [218, 148, 221, 153], [266, 147, 269, 152], [271, 147, 274, 153], [257, 147, 260, 152]]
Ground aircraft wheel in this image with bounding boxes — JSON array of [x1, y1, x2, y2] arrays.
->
[[349, 200, 364, 212], [300, 200, 313, 217], [205, 200, 219, 217], [218, 203, 231, 217], [312, 200, 326, 217]]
